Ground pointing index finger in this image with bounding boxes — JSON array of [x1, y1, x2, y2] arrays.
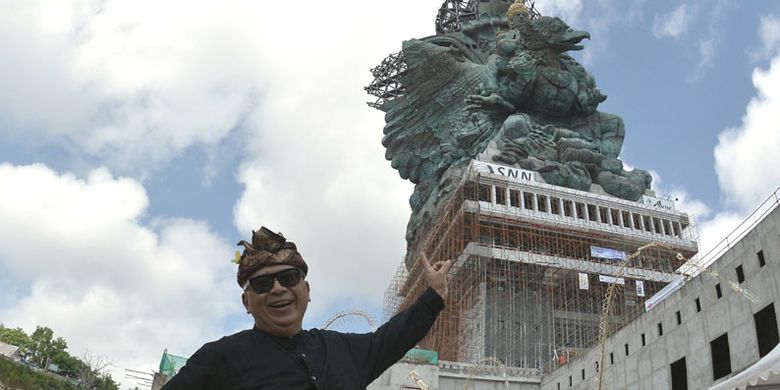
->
[[420, 252, 433, 272]]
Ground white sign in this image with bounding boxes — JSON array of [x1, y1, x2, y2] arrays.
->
[[473, 160, 535, 182], [599, 275, 625, 285], [641, 195, 676, 212], [636, 280, 645, 297], [645, 276, 684, 311], [590, 246, 626, 261], [578, 273, 589, 290]]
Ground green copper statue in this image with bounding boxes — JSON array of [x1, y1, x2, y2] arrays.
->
[[367, 0, 653, 248]]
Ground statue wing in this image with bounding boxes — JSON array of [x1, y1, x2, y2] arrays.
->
[[381, 38, 496, 184]]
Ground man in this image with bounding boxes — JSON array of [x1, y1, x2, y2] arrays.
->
[[163, 227, 451, 389]]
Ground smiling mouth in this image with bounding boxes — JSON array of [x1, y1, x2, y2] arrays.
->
[[269, 300, 293, 309]]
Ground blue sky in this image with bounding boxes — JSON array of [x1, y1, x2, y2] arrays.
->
[[0, 0, 779, 387]]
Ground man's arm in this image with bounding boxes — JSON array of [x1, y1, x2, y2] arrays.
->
[[161, 346, 219, 390], [343, 254, 452, 385]]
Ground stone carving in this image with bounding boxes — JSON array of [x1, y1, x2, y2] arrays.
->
[[367, 0, 652, 248]]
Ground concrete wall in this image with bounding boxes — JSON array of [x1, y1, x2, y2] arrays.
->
[[368, 360, 541, 390], [540, 206, 780, 390]]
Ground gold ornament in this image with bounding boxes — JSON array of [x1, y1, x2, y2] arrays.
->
[[507, 0, 530, 24]]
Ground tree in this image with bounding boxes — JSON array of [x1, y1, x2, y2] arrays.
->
[[29, 326, 67, 368], [77, 350, 116, 390]]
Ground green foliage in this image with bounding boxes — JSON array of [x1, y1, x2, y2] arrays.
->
[[94, 373, 120, 390], [29, 326, 68, 368], [0, 357, 80, 390], [0, 325, 119, 390]]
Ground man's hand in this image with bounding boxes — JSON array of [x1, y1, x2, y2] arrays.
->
[[421, 253, 453, 300]]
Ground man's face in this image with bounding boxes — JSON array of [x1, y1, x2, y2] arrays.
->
[[242, 264, 310, 336]]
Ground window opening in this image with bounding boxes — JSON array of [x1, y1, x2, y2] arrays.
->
[[758, 250, 766, 267], [658, 322, 664, 336], [670, 357, 688, 390], [576, 202, 586, 219], [523, 192, 535, 210], [672, 222, 681, 237], [478, 184, 491, 202], [610, 209, 621, 226], [509, 189, 521, 207], [537, 194, 548, 212], [599, 207, 609, 224], [716, 283, 722, 299], [587, 204, 598, 221], [663, 219, 672, 236], [710, 333, 732, 380], [495, 186, 506, 205], [653, 217, 662, 234], [736, 265, 745, 284], [754, 303, 779, 357], [643, 215, 653, 232], [632, 213, 643, 230], [676, 311, 682, 325], [695, 298, 701, 312], [550, 197, 561, 215], [622, 211, 631, 227]]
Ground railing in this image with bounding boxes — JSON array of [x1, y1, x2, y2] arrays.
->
[[683, 187, 780, 275]]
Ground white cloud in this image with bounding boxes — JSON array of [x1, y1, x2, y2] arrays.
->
[[714, 54, 780, 210], [652, 4, 693, 39], [0, 0, 264, 176], [752, 15, 780, 61], [0, 163, 237, 386], [535, 0, 584, 24]]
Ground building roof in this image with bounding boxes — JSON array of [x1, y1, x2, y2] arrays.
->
[[0, 341, 19, 358]]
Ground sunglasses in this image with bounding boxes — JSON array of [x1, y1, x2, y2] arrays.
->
[[244, 268, 304, 294]]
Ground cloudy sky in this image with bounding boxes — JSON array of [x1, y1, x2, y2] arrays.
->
[[1, 0, 779, 387]]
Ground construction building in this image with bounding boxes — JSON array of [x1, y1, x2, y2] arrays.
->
[[373, 159, 780, 389], [384, 160, 697, 372]]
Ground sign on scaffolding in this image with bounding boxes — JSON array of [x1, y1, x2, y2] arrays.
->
[[645, 275, 685, 311], [641, 195, 676, 212], [590, 246, 626, 261], [636, 280, 645, 297], [472, 160, 535, 182], [599, 275, 625, 285], [578, 273, 589, 290]]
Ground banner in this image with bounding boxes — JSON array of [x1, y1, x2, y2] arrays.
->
[[590, 246, 626, 261], [641, 195, 676, 212], [472, 160, 535, 182], [578, 273, 589, 290], [645, 276, 685, 311], [636, 280, 645, 297], [599, 275, 625, 285]]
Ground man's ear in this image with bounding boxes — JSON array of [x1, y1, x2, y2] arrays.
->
[[242, 292, 249, 311], [305, 281, 310, 293]]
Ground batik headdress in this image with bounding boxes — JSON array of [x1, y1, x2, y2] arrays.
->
[[234, 227, 308, 287]]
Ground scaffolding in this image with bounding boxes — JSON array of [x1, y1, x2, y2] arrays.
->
[[383, 163, 698, 373]]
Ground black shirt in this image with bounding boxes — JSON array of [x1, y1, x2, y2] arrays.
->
[[163, 288, 444, 390]]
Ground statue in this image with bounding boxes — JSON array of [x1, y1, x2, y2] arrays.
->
[[367, 0, 653, 251]]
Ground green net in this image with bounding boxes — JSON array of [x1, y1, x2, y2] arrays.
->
[[159, 350, 188, 376], [403, 348, 439, 365]]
